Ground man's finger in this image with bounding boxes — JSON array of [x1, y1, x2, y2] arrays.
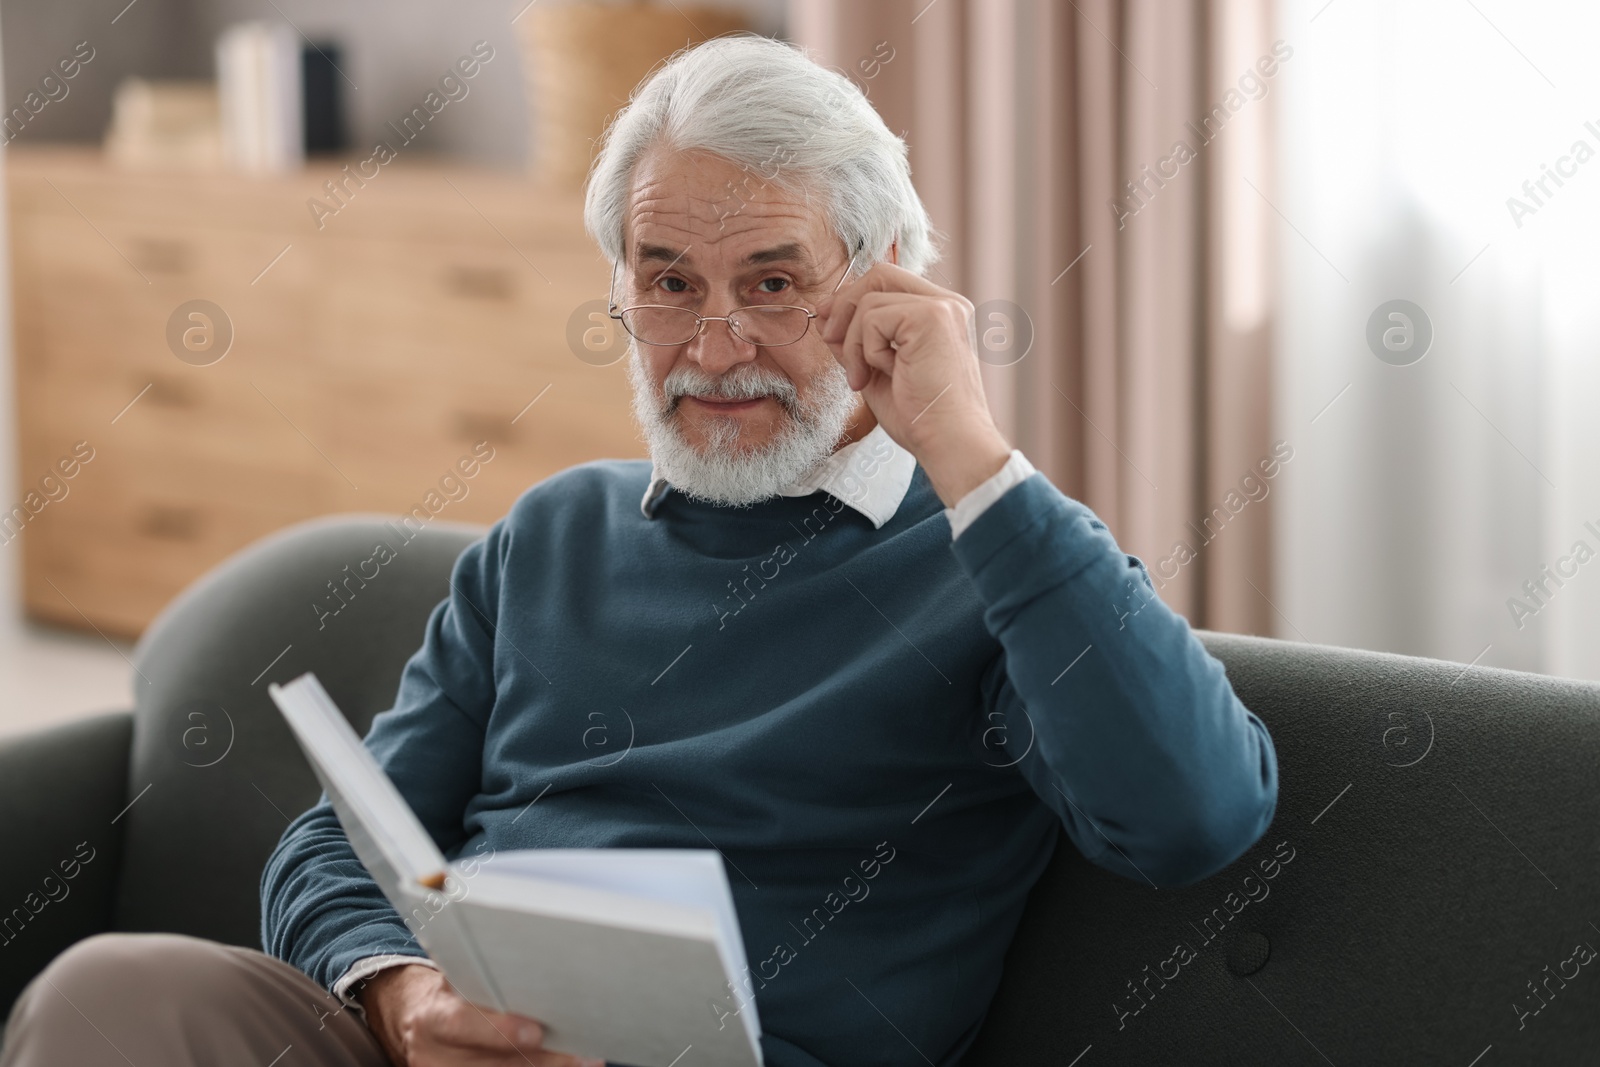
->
[[523, 1043, 606, 1067], [415, 1032, 597, 1067], [425, 1017, 601, 1067], [859, 304, 913, 379], [439, 1000, 600, 1064], [812, 259, 934, 342], [435, 999, 524, 1045], [817, 260, 945, 324], [838, 292, 921, 387]]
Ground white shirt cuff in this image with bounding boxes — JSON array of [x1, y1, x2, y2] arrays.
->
[[332, 953, 439, 1014], [945, 449, 1036, 540]]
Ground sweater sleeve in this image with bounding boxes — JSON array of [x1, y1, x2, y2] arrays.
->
[[259, 521, 506, 991], [952, 470, 1278, 889]]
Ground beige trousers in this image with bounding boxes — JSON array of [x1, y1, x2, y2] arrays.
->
[[0, 932, 392, 1066]]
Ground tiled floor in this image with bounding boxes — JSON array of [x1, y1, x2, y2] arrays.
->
[[0, 620, 135, 738]]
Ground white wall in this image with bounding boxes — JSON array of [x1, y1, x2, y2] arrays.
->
[[0, 0, 206, 143]]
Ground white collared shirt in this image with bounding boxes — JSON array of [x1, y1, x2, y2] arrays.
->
[[638, 422, 1036, 540]]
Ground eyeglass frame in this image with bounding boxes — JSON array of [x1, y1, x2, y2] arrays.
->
[[606, 240, 863, 348]]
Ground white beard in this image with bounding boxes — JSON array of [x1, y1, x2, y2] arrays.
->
[[627, 344, 859, 507]]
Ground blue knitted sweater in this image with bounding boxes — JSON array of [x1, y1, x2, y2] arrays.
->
[[260, 460, 1278, 1067]]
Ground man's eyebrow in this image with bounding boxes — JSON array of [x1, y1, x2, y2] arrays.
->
[[630, 242, 815, 270], [636, 242, 689, 266], [743, 243, 812, 268]]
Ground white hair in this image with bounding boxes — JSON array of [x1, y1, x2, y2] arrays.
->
[[583, 33, 938, 276]]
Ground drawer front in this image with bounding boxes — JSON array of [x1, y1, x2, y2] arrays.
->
[[17, 439, 341, 638], [12, 209, 317, 380]]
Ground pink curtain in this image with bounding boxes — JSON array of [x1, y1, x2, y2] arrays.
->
[[787, 0, 1278, 634]]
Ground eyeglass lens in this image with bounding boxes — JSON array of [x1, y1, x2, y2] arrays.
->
[[621, 305, 813, 347]]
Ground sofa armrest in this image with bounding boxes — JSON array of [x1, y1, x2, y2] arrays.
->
[[0, 711, 132, 1015]]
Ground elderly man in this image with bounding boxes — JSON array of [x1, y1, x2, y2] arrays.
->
[[1, 32, 1276, 1067]]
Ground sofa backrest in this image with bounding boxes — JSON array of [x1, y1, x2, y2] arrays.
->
[[962, 631, 1600, 1063], [121, 514, 486, 949]]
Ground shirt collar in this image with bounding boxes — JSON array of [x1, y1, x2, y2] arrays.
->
[[639, 423, 916, 529]]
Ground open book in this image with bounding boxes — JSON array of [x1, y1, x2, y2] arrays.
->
[[268, 672, 764, 1067]]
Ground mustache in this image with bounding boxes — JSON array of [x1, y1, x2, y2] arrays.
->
[[661, 364, 800, 417]]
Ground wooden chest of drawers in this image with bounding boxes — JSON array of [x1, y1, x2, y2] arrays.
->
[[7, 147, 641, 637]]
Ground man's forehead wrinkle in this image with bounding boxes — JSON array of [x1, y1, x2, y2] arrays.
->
[[632, 182, 805, 226], [630, 211, 818, 264]]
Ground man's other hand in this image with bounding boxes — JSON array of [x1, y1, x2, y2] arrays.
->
[[359, 963, 604, 1067]]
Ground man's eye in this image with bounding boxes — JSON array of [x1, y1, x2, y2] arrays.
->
[[757, 277, 790, 294], [661, 277, 690, 293]]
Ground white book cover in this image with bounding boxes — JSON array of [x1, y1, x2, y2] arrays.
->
[[268, 672, 764, 1067]]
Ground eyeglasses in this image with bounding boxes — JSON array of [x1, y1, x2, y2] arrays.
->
[[607, 243, 860, 348]]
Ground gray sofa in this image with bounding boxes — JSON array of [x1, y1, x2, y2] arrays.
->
[[2, 515, 1597, 1064]]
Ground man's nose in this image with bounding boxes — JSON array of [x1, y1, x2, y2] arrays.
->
[[685, 310, 759, 377]]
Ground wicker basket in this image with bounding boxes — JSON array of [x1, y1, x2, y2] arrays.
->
[[515, 1, 749, 188]]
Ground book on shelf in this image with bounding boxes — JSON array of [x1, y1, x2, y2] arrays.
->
[[216, 20, 304, 172]]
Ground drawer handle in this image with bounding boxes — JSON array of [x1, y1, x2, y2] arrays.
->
[[138, 505, 201, 541], [144, 376, 197, 408], [450, 410, 511, 443], [127, 237, 193, 275], [444, 265, 514, 301]]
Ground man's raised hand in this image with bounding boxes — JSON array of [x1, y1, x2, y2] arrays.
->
[[816, 262, 1012, 507]]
